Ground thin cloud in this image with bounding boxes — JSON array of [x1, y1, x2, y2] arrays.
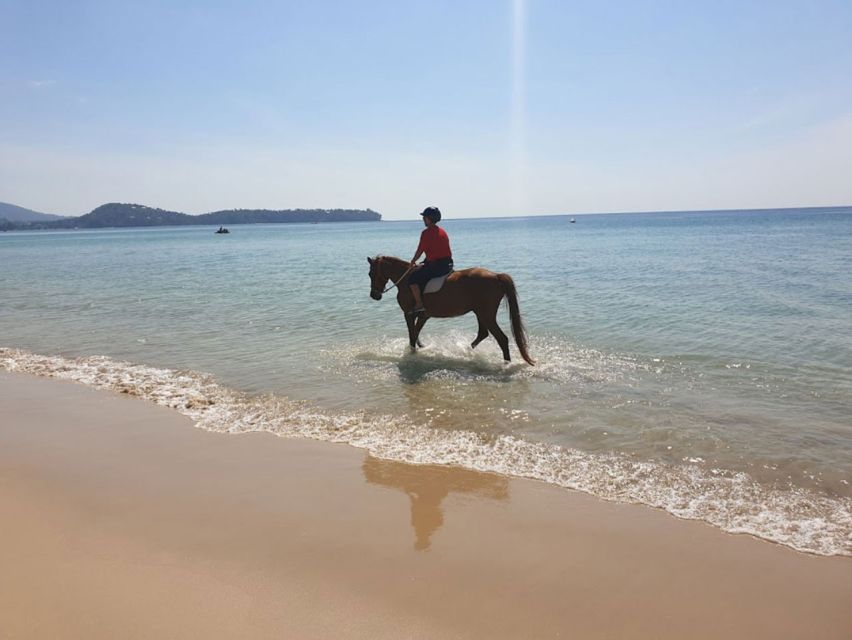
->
[[735, 96, 819, 133], [26, 80, 56, 89]]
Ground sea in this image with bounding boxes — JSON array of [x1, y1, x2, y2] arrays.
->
[[2, 206, 851, 556]]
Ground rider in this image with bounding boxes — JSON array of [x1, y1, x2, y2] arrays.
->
[[408, 206, 453, 315]]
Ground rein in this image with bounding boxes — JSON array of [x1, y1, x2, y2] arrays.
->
[[375, 263, 414, 295]]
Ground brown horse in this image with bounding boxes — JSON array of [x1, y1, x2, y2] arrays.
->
[[367, 256, 534, 365]]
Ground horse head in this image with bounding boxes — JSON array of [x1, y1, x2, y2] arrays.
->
[[367, 256, 389, 300]]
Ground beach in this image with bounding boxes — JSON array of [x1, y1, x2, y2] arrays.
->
[[2, 370, 850, 639]]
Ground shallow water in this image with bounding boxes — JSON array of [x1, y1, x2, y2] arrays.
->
[[2, 207, 851, 554]]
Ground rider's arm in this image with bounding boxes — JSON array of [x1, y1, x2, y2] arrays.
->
[[411, 232, 425, 266]]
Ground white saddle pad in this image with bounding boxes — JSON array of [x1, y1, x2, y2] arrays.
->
[[423, 274, 450, 294]]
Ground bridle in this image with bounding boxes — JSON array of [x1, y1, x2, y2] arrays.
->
[[372, 260, 414, 296]]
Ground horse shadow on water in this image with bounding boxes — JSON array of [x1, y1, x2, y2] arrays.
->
[[394, 347, 528, 385], [351, 334, 529, 384], [362, 454, 509, 551]]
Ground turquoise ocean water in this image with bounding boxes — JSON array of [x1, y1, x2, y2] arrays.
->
[[2, 207, 851, 555]]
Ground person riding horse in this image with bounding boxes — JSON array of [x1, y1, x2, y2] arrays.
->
[[367, 207, 535, 365], [408, 206, 453, 316]]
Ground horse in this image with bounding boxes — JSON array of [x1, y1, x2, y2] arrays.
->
[[367, 256, 535, 365]]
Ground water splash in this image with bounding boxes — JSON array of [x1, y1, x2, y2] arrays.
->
[[321, 330, 646, 386]]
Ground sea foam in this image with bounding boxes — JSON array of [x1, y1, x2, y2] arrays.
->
[[2, 346, 850, 557]]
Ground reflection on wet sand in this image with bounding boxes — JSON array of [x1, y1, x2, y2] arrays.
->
[[362, 454, 509, 551]]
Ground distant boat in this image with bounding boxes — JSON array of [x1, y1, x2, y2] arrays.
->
[[215, 226, 230, 234], [569, 218, 576, 223]]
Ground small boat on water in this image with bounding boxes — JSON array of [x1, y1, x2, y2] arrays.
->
[[215, 226, 230, 234], [569, 218, 576, 223]]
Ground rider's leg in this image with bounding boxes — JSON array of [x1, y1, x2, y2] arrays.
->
[[409, 284, 424, 311], [408, 265, 427, 313]]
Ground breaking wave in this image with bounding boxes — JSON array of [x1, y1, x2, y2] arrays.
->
[[2, 346, 850, 557]]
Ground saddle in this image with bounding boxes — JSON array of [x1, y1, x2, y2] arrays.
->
[[423, 272, 451, 294]]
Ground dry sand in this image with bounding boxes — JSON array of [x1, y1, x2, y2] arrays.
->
[[1, 370, 850, 639]]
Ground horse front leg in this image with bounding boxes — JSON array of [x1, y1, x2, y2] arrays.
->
[[413, 315, 429, 348], [404, 312, 418, 350]]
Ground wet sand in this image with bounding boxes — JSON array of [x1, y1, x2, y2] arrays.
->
[[1, 370, 850, 639]]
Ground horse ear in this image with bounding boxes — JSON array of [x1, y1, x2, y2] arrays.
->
[[367, 257, 373, 264]]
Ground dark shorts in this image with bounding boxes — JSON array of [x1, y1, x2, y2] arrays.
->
[[409, 257, 453, 289]]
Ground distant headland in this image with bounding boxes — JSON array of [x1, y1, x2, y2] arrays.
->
[[0, 202, 381, 231]]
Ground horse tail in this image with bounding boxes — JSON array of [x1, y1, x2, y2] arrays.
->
[[497, 273, 535, 366]]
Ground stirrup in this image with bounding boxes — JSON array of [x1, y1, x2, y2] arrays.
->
[[407, 306, 426, 316]]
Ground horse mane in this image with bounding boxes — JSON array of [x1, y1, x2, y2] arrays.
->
[[375, 255, 409, 267]]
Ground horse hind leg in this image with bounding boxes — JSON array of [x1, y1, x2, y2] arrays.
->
[[471, 316, 489, 349], [487, 319, 511, 362]]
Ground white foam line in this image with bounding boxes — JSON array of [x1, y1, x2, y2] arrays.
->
[[2, 347, 850, 557]]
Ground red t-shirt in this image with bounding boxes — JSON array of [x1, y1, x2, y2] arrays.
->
[[417, 225, 452, 261]]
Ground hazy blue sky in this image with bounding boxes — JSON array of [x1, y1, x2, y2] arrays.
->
[[2, 0, 851, 218]]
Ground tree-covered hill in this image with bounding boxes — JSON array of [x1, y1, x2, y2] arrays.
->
[[70, 203, 194, 228], [0, 201, 66, 222], [3, 202, 381, 230]]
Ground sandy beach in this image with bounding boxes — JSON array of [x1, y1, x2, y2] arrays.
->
[[1, 370, 850, 639]]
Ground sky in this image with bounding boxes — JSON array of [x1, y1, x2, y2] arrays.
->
[[1, 0, 851, 219]]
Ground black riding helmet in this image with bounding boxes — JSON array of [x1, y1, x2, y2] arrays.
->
[[420, 206, 441, 223]]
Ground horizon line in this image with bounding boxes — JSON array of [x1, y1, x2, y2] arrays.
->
[[4, 200, 851, 221], [381, 203, 852, 222]]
